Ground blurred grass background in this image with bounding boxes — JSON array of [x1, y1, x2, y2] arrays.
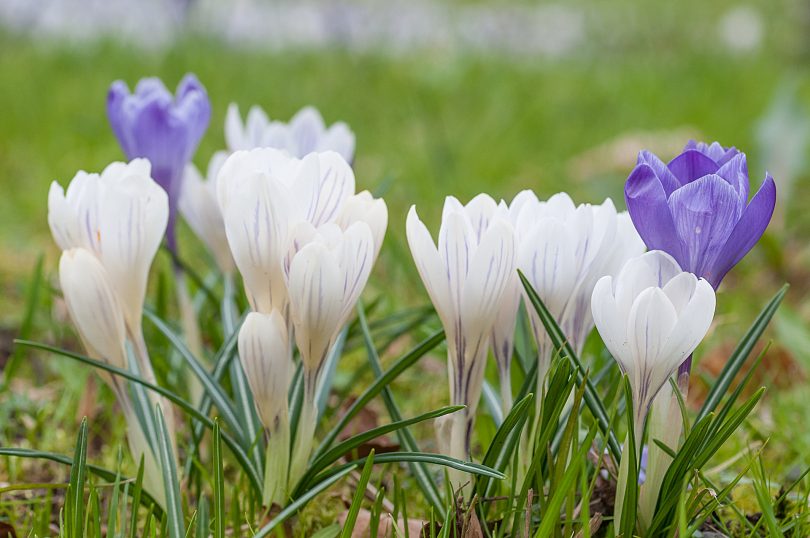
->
[[3, 0, 810, 529]]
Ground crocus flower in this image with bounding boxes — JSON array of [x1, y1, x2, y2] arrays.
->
[[216, 148, 358, 314], [48, 160, 168, 342], [625, 140, 776, 289], [107, 74, 211, 255], [515, 193, 642, 385], [591, 250, 715, 428], [406, 196, 516, 466], [591, 250, 715, 527], [238, 310, 292, 506], [49, 161, 170, 508], [225, 103, 355, 162], [178, 151, 235, 274]]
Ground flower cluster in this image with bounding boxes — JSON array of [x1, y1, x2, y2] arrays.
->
[[48, 71, 777, 524]]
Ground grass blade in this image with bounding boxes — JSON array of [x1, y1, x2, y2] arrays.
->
[[697, 284, 787, 421], [155, 405, 184, 538], [67, 417, 88, 538], [254, 467, 355, 538], [213, 420, 225, 538], [518, 270, 621, 460], [341, 450, 376, 538], [14, 339, 263, 494]]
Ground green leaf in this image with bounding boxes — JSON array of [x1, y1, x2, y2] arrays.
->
[[195, 496, 209, 538], [304, 452, 504, 491], [0, 447, 163, 519], [15, 339, 263, 494], [300, 405, 463, 495], [253, 467, 355, 538], [619, 378, 638, 538], [155, 405, 184, 538], [697, 284, 787, 421], [130, 455, 146, 538], [213, 420, 225, 538], [341, 450, 376, 538], [316, 328, 445, 454], [143, 311, 247, 446], [518, 270, 621, 461], [67, 417, 88, 538], [475, 392, 533, 500]]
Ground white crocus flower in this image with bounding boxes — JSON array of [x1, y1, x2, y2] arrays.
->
[[285, 221, 377, 486], [225, 103, 356, 162], [406, 196, 515, 468], [490, 190, 536, 412], [238, 311, 292, 507], [516, 193, 634, 386], [591, 250, 715, 527], [217, 148, 355, 314], [48, 159, 168, 371], [336, 190, 388, 261], [179, 151, 235, 274], [49, 161, 169, 507]]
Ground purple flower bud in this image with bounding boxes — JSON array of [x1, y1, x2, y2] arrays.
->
[[624, 140, 776, 288], [107, 74, 211, 256]]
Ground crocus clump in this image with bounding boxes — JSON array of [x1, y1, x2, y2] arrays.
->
[[107, 74, 211, 255], [625, 140, 776, 289]]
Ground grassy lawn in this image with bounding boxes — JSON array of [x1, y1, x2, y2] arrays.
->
[[1, 12, 810, 533]]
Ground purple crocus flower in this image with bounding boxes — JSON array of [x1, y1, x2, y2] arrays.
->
[[107, 74, 211, 257], [624, 140, 776, 289]]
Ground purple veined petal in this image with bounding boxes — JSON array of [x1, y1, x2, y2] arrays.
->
[[289, 106, 326, 157], [638, 150, 681, 195], [715, 153, 749, 205], [667, 174, 741, 277], [107, 81, 136, 158], [624, 163, 686, 265], [684, 140, 739, 166], [176, 73, 205, 100], [134, 77, 170, 99], [705, 174, 776, 288], [666, 149, 719, 185]]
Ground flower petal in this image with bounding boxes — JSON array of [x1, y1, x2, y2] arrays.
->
[[627, 287, 679, 410], [238, 311, 291, 427], [287, 242, 343, 371], [625, 163, 686, 264], [638, 150, 680, 195], [406, 206, 453, 331], [707, 174, 776, 287], [59, 248, 128, 370], [438, 208, 476, 317], [289, 106, 326, 156], [591, 276, 630, 373], [666, 149, 719, 184], [319, 122, 356, 163], [337, 222, 375, 324], [658, 278, 715, 369], [715, 153, 749, 204], [667, 174, 741, 276], [460, 218, 515, 353]]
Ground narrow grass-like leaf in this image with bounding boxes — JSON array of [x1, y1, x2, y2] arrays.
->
[[344, 303, 445, 513], [107, 448, 123, 536], [697, 284, 787, 421], [533, 423, 598, 537], [475, 393, 533, 500], [143, 311, 246, 444], [155, 405, 184, 538], [130, 455, 146, 537], [15, 339, 263, 493], [300, 405, 463, 494], [316, 329, 445, 454], [619, 378, 638, 538], [212, 420, 225, 538], [341, 450, 376, 538], [518, 270, 621, 460], [67, 417, 88, 538], [304, 452, 503, 491], [318, 327, 348, 420], [253, 467, 354, 538]]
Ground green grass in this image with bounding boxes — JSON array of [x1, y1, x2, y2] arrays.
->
[[2, 16, 810, 535]]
